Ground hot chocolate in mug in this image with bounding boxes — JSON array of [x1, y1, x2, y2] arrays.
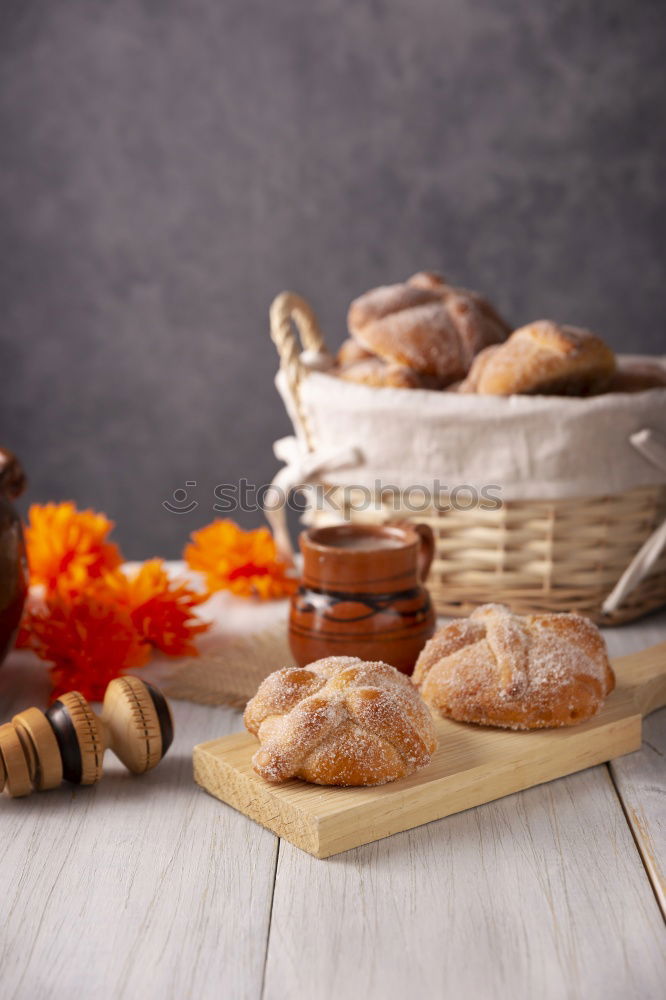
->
[[289, 522, 436, 674]]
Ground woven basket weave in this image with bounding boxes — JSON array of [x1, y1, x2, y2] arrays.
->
[[269, 292, 666, 625]]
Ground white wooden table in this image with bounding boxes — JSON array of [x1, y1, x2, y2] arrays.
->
[[1, 614, 665, 1000]]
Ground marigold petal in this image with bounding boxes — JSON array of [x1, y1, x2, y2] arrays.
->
[[184, 519, 296, 600], [25, 502, 122, 593], [21, 586, 150, 701]]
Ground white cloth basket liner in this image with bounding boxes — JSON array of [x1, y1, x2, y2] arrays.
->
[[267, 355, 666, 612]]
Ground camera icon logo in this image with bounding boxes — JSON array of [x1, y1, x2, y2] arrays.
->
[[162, 481, 199, 514]]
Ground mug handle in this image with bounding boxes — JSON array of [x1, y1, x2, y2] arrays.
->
[[413, 523, 435, 583]]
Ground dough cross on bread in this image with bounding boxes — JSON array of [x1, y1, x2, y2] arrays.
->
[[413, 604, 615, 730], [244, 656, 438, 786]]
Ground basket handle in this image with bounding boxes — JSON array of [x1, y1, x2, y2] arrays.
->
[[602, 428, 666, 615], [269, 292, 330, 446]]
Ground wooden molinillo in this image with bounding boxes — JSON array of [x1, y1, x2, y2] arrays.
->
[[194, 641, 666, 859], [0, 676, 174, 798]]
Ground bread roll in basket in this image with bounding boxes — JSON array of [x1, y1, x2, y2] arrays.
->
[[267, 292, 666, 624]]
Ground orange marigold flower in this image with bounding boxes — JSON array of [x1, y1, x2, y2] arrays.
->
[[184, 520, 297, 599], [103, 559, 209, 656], [23, 583, 150, 701], [25, 502, 122, 592]]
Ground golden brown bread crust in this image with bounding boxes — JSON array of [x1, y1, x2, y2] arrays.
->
[[348, 282, 440, 332], [413, 604, 615, 730], [350, 292, 465, 380], [407, 272, 512, 343], [407, 270, 448, 291], [457, 344, 502, 392], [460, 321, 616, 395], [347, 274, 510, 382], [337, 338, 375, 367], [244, 656, 438, 785], [336, 357, 442, 389]]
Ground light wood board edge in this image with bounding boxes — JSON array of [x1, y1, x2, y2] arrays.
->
[[192, 642, 663, 858], [193, 713, 641, 858], [193, 741, 321, 856]]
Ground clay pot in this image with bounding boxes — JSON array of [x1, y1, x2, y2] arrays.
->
[[0, 449, 28, 667], [289, 522, 436, 674]]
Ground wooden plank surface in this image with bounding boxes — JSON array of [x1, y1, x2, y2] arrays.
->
[[263, 767, 666, 1000], [611, 709, 666, 915], [1, 613, 665, 1000], [607, 614, 666, 917], [0, 653, 277, 1000]]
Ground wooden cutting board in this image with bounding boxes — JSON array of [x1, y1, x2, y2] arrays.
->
[[193, 641, 666, 858]]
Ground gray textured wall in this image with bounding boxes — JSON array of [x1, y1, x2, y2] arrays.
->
[[1, 0, 665, 557]]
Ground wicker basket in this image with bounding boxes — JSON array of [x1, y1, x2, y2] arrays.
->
[[269, 292, 666, 625]]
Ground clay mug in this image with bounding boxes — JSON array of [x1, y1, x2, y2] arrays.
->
[[289, 522, 436, 674], [0, 449, 28, 667]]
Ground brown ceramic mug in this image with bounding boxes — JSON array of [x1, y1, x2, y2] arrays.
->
[[289, 522, 436, 675]]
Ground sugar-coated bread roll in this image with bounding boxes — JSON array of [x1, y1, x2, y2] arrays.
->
[[244, 656, 438, 786], [459, 321, 616, 395], [413, 604, 615, 730], [347, 273, 510, 383]]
